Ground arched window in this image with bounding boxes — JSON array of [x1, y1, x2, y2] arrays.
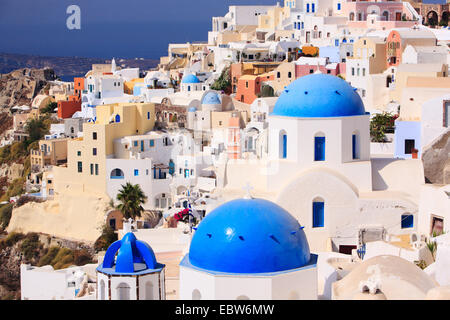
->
[[110, 168, 124, 179], [192, 289, 202, 300], [236, 295, 250, 300], [314, 133, 325, 161], [145, 281, 154, 300], [99, 280, 106, 300], [70, 127, 74, 134], [288, 71, 292, 78], [382, 11, 389, 21], [352, 131, 360, 160], [115, 114, 121, 123], [279, 130, 287, 159], [116, 283, 131, 300], [312, 198, 325, 228], [349, 12, 355, 21]]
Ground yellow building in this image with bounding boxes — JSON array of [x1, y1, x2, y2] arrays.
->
[[258, 5, 290, 31], [53, 102, 156, 197], [124, 78, 145, 94], [390, 63, 447, 102], [351, 37, 387, 74], [30, 138, 69, 171], [273, 62, 296, 94]]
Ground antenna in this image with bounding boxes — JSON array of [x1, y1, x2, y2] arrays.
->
[[242, 182, 254, 199]]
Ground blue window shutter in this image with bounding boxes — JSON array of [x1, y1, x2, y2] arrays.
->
[[401, 215, 414, 229], [315, 137, 325, 161], [282, 134, 287, 159], [115, 114, 120, 123], [312, 3, 315, 12], [134, 169, 139, 176], [313, 202, 324, 228], [306, 3, 309, 12], [338, 3, 341, 10]]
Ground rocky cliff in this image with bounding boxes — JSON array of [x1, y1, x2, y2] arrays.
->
[[0, 68, 57, 108], [422, 128, 450, 184]]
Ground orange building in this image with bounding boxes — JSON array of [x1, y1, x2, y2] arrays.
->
[[58, 97, 81, 119], [231, 62, 280, 93], [74, 78, 85, 98], [236, 72, 274, 105], [386, 28, 436, 68]]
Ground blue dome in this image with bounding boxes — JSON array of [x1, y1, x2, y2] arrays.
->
[[272, 74, 365, 118], [202, 92, 221, 105], [181, 74, 200, 84], [98, 232, 160, 274], [188, 198, 311, 274], [188, 107, 197, 112]]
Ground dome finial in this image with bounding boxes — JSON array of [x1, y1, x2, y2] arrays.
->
[[242, 182, 254, 199]]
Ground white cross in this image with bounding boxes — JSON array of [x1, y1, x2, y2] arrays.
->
[[243, 182, 254, 200]]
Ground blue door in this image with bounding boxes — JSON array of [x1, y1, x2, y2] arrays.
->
[[313, 202, 324, 228], [314, 137, 325, 161], [282, 134, 287, 159]]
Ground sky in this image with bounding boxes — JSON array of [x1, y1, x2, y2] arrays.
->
[[0, 0, 277, 59]]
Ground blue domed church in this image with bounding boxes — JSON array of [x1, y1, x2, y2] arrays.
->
[[222, 74, 392, 253], [179, 197, 318, 300], [96, 232, 165, 300]]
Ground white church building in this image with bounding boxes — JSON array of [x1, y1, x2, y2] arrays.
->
[[179, 197, 318, 300], [221, 74, 423, 253]]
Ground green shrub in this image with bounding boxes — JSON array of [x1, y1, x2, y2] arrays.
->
[[0, 203, 13, 229], [74, 249, 93, 266], [370, 112, 397, 142], [94, 224, 117, 252], [0, 232, 25, 250], [20, 233, 42, 261], [41, 102, 58, 114], [38, 246, 60, 267], [52, 248, 74, 269], [211, 67, 231, 92]]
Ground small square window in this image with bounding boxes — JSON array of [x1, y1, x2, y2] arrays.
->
[[149, 140, 155, 147], [93, 148, 97, 156], [77, 151, 81, 156], [93, 132, 97, 140], [134, 169, 139, 176], [134, 141, 138, 147], [401, 215, 414, 229]]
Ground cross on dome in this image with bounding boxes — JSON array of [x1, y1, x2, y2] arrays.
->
[[242, 182, 254, 199]]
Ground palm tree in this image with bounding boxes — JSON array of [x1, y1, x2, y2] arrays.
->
[[116, 183, 147, 220]]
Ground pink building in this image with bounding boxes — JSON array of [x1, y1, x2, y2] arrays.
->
[[294, 57, 343, 78], [343, 0, 419, 30]]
